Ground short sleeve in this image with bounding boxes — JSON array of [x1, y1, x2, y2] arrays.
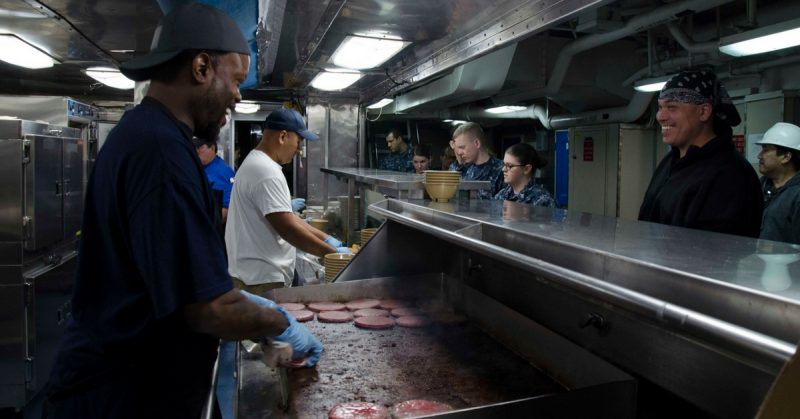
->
[[252, 176, 293, 216]]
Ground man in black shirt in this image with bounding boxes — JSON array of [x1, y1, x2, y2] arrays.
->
[[47, 4, 321, 418], [639, 70, 762, 237]]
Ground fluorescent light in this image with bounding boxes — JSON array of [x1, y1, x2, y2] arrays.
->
[[0, 34, 56, 69], [633, 75, 674, 92], [485, 105, 527, 114], [83, 66, 135, 89], [451, 120, 467, 125], [310, 70, 363, 91], [331, 35, 411, 70], [235, 102, 260, 114], [367, 98, 393, 109], [442, 119, 453, 122], [720, 18, 800, 57]]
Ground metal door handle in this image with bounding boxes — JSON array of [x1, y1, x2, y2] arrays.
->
[[64, 179, 70, 196], [55, 180, 61, 196]]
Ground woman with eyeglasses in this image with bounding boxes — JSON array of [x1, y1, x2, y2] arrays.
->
[[494, 143, 556, 207]]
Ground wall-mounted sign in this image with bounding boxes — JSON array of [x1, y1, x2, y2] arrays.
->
[[583, 137, 594, 161]]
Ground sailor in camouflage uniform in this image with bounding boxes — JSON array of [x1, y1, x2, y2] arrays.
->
[[378, 129, 414, 172], [494, 143, 555, 207], [452, 122, 504, 199]]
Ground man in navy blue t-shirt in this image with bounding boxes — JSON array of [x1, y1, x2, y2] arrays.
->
[[46, 4, 322, 418]]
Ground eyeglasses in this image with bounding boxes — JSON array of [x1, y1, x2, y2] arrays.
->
[[502, 163, 525, 170]]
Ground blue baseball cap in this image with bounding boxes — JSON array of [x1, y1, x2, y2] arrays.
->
[[264, 108, 319, 141]]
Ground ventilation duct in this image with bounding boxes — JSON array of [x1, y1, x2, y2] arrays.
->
[[392, 44, 516, 113]]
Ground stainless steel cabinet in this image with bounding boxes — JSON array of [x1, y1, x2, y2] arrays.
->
[[0, 119, 81, 409], [0, 119, 82, 250]]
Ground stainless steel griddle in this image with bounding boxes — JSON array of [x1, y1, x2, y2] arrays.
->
[[239, 275, 635, 418]]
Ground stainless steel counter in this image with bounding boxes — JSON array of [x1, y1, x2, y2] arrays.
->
[[353, 198, 800, 417], [320, 167, 490, 242], [321, 167, 490, 195]]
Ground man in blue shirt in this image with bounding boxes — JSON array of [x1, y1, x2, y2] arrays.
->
[[195, 138, 235, 224], [452, 122, 504, 199], [378, 129, 414, 172], [47, 4, 321, 418]]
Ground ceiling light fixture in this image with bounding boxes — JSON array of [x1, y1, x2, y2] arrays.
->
[[83, 66, 135, 89], [633, 75, 674, 92], [485, 105, 527, 114], [367, 98, 393, 109], [310, 70, 363, 91], [450, 120, 467, 125], [719, 18, 800, 57], [0, 34, 56, 69], [330, 34, 411, 70], [235, 102, 260, 114]]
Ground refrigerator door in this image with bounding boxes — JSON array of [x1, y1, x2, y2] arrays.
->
[[24, 135, 62, 250], [62, 138, 83, 241], [0, 139, 23, 243]]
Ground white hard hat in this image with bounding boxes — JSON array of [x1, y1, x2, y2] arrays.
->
[[756, 122, 800, 151]]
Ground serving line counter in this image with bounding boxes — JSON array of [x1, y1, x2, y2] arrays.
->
[[319, 168, 489, 241], [237, 198, 800, 418]]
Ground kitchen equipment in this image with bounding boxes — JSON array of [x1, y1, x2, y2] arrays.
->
[[237, 275, 635, 418], [339, 198, 800, 417], [0, 119, 81, 409], [0, 95, 98, 193]]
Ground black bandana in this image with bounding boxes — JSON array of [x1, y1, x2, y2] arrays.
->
[[659, 70, 741, 127]]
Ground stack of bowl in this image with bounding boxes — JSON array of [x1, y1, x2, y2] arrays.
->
[[309, 218, 328, 231], [323, 253, 353, 283], [360, 228, 378, 245], [423, 170, 461, 202]]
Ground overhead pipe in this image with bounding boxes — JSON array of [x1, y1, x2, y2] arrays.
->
[[495, 0, 736, 105], [622, 53, 716, 86], [666, 22, 719, 54], [542, 0, 735, 97]]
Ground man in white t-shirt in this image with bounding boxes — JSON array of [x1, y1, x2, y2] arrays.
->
[[226, 108, 349, 292]]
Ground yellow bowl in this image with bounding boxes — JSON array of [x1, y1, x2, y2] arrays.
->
[[424, 181, 459, 202], [309, 218, 328, 230], [360, 228, 378, 244], [324, 253, 354, 282], [425, 176, 461, 182]]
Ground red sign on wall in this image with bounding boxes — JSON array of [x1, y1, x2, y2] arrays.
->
[[733, 134, 745, 155], [583, 137, 594, 161]]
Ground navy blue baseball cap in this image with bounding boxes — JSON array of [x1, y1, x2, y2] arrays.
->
[[264, 108, 319, 141], [120, 3, 249, 81]]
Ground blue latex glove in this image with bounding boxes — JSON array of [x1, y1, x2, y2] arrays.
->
[[336, 247, 352, 254], [240, 291, 324, 367], [324, 235, 343, 248], [291, 198, 306, 212], [274, 306, 324, 367]]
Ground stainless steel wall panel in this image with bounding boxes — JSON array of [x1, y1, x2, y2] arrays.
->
[[306, 100, 359, 206], [305, 103, 327, 205]]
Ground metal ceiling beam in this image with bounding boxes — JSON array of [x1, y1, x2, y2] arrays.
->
[[292, 0, 349, 76], [361, 0, 614, 104]]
